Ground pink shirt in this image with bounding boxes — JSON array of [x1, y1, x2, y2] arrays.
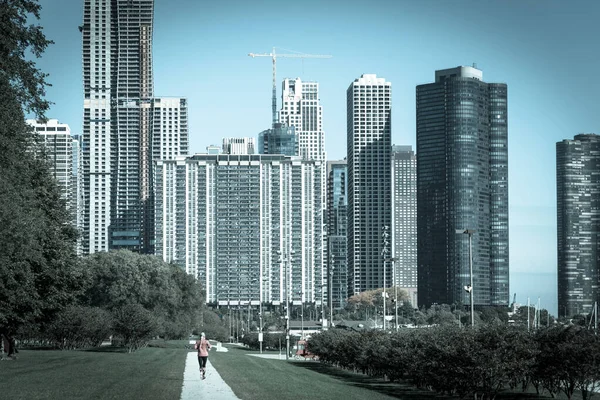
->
[[196, 338, 211, 357]]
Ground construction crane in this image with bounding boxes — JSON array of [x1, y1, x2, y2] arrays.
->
[[248, 47, 332, 128]]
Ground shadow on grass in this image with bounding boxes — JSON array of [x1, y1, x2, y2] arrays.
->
[[83, 346, 129, 353], [288, 362, 553, 400]]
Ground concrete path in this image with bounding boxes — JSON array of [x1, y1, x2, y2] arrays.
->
[[180, 345, 240, 400]]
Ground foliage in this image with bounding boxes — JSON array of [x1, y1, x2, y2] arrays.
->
[[112, 303, 158, 353], [79, 250, 203, 345], [533, 326, 600, 400], [197, 309, 229, 342], [0, 0, 53, 117], [309, 323, 547, 399], [0, 78, 82, 338], [45, 305, 112, 349], [345, 287, 409, 320]]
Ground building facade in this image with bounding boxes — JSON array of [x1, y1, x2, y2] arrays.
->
[[391, 145, 417, 307], [346, 74, 392, 296], [279, 78, 325, 162], [327, 160, 348, 309], [416, 66, 509, 307], [557, 134, 600, 317], [154, 154, 324, 308], [27, 119, 78, 230], [279, 78, 327, 309], [258, 123, 298, 156], [222, 138, 256, 155], [81, 0, 186, 253]]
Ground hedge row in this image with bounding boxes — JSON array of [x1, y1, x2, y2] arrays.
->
[[308, 324, 600, 400]]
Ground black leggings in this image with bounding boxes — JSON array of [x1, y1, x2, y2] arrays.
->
[[198, 356, 208, 369]]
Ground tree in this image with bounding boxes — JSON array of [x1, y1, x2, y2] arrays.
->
[[80, 250, 204, 341], [1, 0, 83, 348], [534, 326, 600, 400], [112, 303, 158, 353], [0, 0, 53, 117]]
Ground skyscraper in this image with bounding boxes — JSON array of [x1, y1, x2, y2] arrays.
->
[[557, 134, 600, 317], [279, 78, 327, 308], [154, 154, 324, 308], [327, 160, 348, 308], [416, 66, 509, 307], [258, 123, 298, 156], [27, 119, 77, 224], [347, 74, 392, 296], [81, 1, 185, 253], [391, 145, 417, 307], [279, 78, 325, 162]]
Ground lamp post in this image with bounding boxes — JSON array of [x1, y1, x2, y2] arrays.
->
[[286, 255, 290, 360], [329, 256, 334, 329], [456, 229, 475, 327], [385, 257, 398, 331], [299, 291, 304, 339], [382, 226, 390, 331]]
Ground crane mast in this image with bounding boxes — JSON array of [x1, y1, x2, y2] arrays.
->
[[248, 47, 332, 128]]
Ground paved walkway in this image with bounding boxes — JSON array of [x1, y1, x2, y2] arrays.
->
[[180, 343, 240, 400]]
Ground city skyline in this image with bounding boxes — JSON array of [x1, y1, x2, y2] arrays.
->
[[34, 0, 600, 315]]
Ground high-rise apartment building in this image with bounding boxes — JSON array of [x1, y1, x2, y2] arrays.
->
[[279, 78, 325, 162], [279, 78, 327, 308], [28, 119, 82, 253], [258, 123, 298, 156], [81, 1, 186, 253], [391, 145, 417, 307], [154, 154, 324, 308], [557, 134, 600, 317], [416, 66, 509, 307], [347, 74, 392, 296], [81, 0, 153, 253], [222, 138, 255, 155], [27, 119, 77, 221], [327, 160, 348, 308], [143, 97, 189, 254]]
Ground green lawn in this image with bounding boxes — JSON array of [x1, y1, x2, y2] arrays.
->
[[211, 344, 577, 400], [0, 341, 188, 400], [0, 342, 582, 400]]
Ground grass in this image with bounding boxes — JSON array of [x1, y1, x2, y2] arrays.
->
[[0, 341, 583, 400], [0, 341, 189, 400], [211, 344, 577, 400]]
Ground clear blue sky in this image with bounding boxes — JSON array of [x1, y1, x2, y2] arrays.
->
[[36, 0, 600, 316]]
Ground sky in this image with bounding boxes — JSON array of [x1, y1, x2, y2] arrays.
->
[[34, 0, 600, 316]]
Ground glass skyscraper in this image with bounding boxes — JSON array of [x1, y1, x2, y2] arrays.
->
[[327, 160, 348, 309], [416, 66, 509, 307], [556, 134, 600, 317], [258, 123, 298, 156]]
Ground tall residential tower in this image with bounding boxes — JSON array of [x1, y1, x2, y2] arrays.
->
[[557, 134, 600, 317], [416, 66, 509, 307], [327, 160, 348, 308], [347, 74, 392, 296], [391, 145, 417, 306], [81, 1, 186, 253]]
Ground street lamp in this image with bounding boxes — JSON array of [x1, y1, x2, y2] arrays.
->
[[299, 291, 304, 339], [456, 229, 475, 327], [382, 226, 390, 331], [251, 277, 263, 354], [385, 257, 398, 331], [329, 257, 334, 328]]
